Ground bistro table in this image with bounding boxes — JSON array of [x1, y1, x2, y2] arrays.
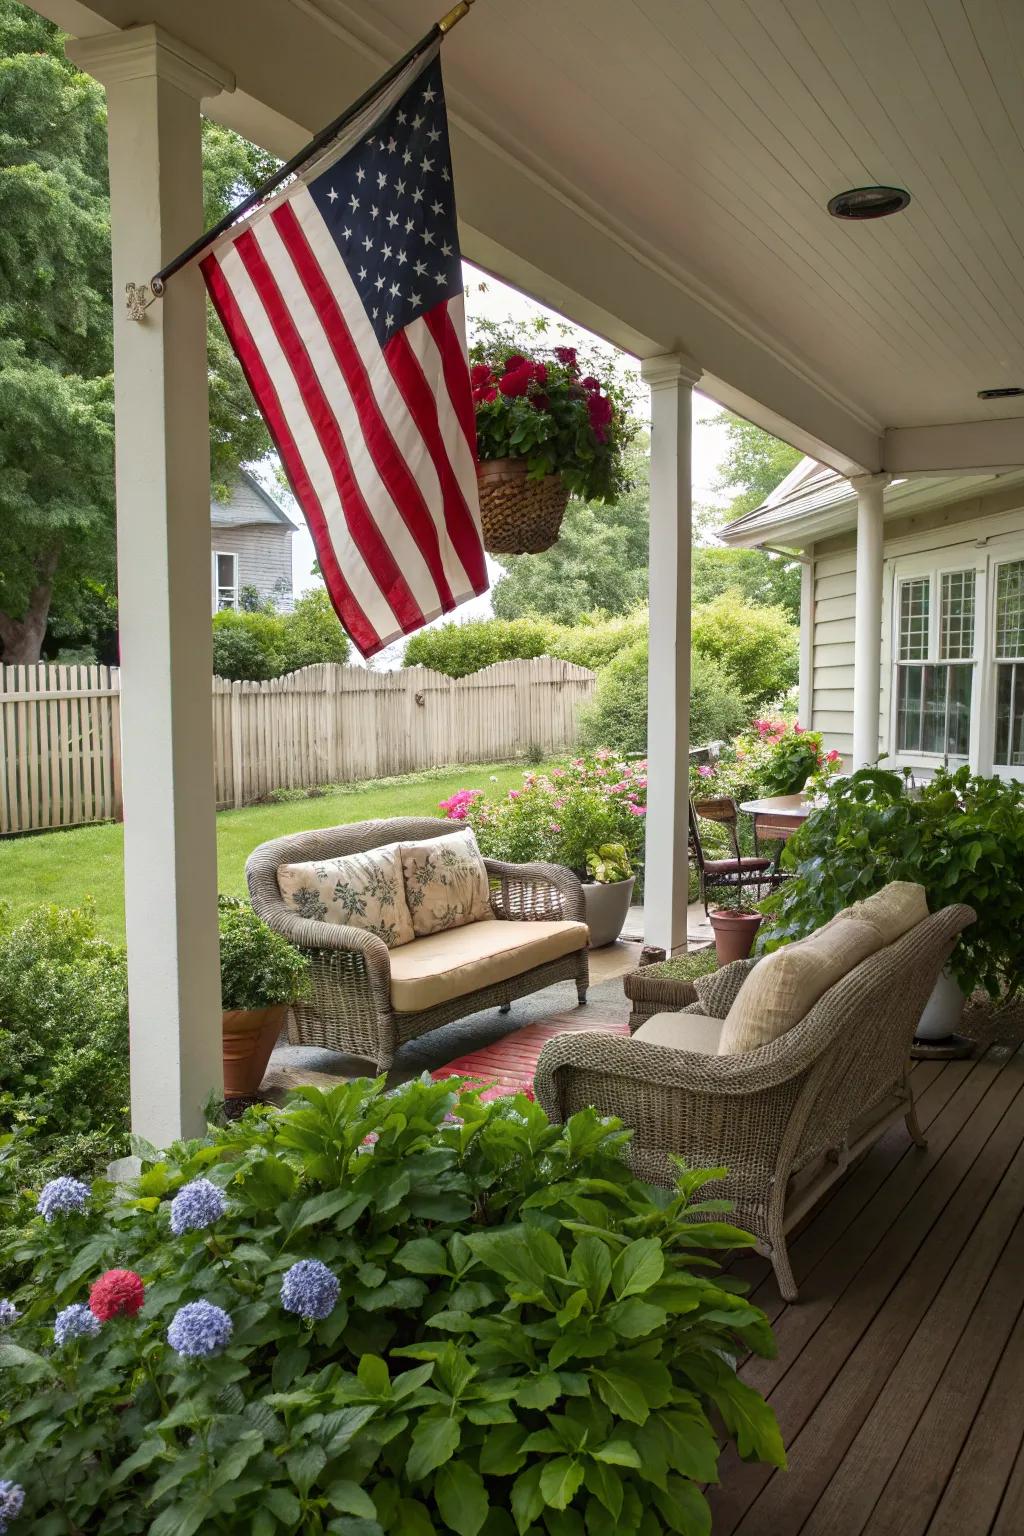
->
[[739, 792, 814, 861]]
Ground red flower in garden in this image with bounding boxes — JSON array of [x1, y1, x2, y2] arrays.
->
[[498, 364, 533, 398], [89, 1269, 145, 1321], [470, 363, 493, 388]]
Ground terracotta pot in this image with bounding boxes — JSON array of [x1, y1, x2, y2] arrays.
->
[[222, 1004, 288, 1096], [581, 875, 636, 948], [709, 909, 763, 965]]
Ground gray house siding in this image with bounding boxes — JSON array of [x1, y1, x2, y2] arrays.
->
[[210, 471, 296, 612], [211, 524, 293, 610]]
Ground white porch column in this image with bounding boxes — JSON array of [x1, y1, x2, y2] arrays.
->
[[851, 473, 891, 769], [67, 28, 234, 1145], [641, 353, 702, 955]]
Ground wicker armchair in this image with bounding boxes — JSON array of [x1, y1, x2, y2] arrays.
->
[[246, 817, 589, 1072], [535, 904, 974, 1300]]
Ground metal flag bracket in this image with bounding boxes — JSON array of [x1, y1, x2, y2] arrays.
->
[[125, 282, 158, 322]]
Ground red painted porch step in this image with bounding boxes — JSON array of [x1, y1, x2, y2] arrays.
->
[[432, 1012, 629, 1100]]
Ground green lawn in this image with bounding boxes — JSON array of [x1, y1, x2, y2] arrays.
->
[[0, 761, 538, 942]]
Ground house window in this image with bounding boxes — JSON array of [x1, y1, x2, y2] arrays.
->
[[894, 569, 974, 758], [994, 559, 1024, 768], [213, 551, 239, 611]]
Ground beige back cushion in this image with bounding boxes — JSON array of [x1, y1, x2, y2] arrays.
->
[[835, 881, 929, 945], [277, 842, 415, 948], [400, 828, 493, 937], [718, 914, 882, 1055]]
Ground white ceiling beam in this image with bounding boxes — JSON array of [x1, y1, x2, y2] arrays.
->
[[33, 0, 885, 479], [884, 417, 1024, 475]]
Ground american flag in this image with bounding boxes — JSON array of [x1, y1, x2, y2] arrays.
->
[[201, 44, 487, 657]]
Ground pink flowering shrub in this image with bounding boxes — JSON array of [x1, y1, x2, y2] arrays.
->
[[440, 751, 647, 879], [689, 719, 833, 804]]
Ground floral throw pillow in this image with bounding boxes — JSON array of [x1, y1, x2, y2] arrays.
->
[[400, 829, 494, 937], [277, 844, 415, 948]]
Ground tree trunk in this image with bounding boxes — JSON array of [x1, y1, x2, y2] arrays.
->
[[0, 549, 60, 664]]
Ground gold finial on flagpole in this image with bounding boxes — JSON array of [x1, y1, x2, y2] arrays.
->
[[438, 0, 477, 35]]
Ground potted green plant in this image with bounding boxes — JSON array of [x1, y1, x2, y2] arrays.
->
[[709, 889, 764, 965], [218, 896, 310, 1096], [470, 323, 637, 554], [582, 842, 636, 947]]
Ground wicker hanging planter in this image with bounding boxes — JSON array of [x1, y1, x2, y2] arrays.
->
[[476, 457, 570, 555]]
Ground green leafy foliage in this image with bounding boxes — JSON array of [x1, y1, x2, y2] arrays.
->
[[0, 1078, 784, 1532], [218, 896, 310, 1011], [691, 547, 801, 624], [690, 592, 799, 711], [404, 618, 556, 678], [586, 844, 633, 884], [759, 766, 1024, 999], [0, 3, 275, 663], [578, 637, 749, 757], [212, 589, 350, 679], [708, 410, 802, 519], [0, 904, 129, 1209]]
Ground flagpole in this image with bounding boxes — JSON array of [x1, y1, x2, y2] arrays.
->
[[146, 0, 479, 299]]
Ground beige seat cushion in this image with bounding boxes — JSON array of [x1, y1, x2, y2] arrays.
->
[[835, 881, 928, 945], [634, 1011, 724, 1054], [389, 919, 588, 1012], [400, 828, 493, 937], [719, 915, 882, 1054], [277, 842, 414, 948]]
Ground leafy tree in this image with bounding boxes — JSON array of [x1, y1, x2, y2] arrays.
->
[[578, 636, 748, 756], [691, 589, 799, 709], [692, 545, 801, 622], [0, 2, 274, 663], [710, 410, 802, 518]]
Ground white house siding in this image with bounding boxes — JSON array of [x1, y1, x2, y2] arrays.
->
[[804, 486, 1024, 769], [210, 523, 293, 608]]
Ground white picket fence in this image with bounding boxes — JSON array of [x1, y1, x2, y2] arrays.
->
[[0, 658, 596, 834]]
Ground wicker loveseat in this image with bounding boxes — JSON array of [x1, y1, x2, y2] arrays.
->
[[535, 903, 974, 1300], [247, 817, 589, 1072]]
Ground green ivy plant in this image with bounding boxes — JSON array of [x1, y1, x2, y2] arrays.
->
[[218, 896, 310, 1012], [585, 844, 633, 885], [0, 1079, 784, 1534], [758, 765, 1024, 999]]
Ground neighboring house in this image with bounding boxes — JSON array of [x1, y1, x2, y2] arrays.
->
[[210, 471, 296, 613], [720, 461, 1024, 781]]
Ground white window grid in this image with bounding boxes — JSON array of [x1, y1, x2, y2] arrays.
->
[[940, 569, 976, 660], [898, 577, 929, 661], [995, 560, 1024, 662]]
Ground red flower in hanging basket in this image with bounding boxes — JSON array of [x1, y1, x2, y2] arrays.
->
[[580, 376, 601, 392], [554, 345, 579, 372], [498, 364, 533, 398], [470, 363, 494, 388], [587, 391, 614, 442], [502, 353, 529, 374], [473, 383, 498, 403], [531, 393, 551, 412], [89, 1269, 145, 1321]]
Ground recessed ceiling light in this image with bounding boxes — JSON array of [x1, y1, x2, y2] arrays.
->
[[827, 185, 911, 220], [978, 386, 1024, 399]]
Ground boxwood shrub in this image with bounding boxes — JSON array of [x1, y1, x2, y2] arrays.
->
[[0, 1078, 784, 1534]]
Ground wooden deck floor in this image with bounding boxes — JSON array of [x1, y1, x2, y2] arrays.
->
[[709, 1043, 1024, 1536]]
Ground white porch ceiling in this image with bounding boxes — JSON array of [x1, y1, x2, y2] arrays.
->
[[35, 0, 1024, 476]]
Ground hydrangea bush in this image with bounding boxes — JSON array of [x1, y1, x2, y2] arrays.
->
[[0, 1078, 784, 1535], [440, 752, 647, 879]]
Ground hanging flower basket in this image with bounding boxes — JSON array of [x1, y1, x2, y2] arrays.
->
[[476, 457, 570, 554], [469, 329, 638, 557]]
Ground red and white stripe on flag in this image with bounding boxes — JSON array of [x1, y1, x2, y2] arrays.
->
[[200, 43, 487, 657]]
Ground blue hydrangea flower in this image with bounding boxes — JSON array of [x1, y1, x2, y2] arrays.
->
[[53, 1304, 101, 1347], [280, 1259, 340, 1321], [167, 1300, 232, 1359], [36, 1177, 89, 1223], [0, 1300, 18, 1330], [169, 1178, 227, 1236], [0, 1480, 24, 1533]]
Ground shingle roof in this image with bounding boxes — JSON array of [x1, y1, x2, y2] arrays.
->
[[210, 470, 297, 529]]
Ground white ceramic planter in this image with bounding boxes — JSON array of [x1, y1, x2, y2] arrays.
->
[[916, 968, 966, 1041], [581, 876, 635, 948]]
